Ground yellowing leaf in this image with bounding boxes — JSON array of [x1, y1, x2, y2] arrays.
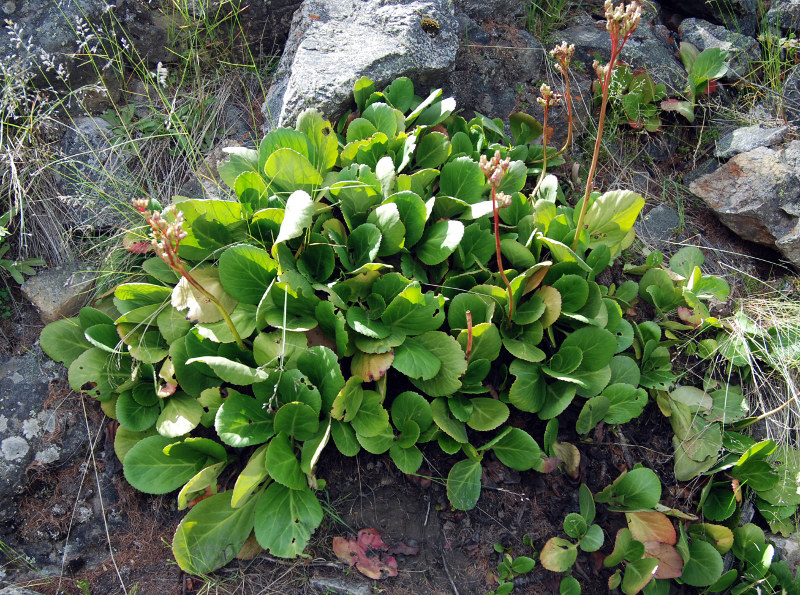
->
[[626, 511, 676, 545]]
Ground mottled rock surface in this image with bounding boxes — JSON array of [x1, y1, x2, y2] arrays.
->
[[21, 264, 95, 324], [714, 125, 790, 159], [689, 141, 800, 267], [262, 0, 458, 130]]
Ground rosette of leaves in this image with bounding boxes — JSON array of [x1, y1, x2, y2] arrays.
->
[[38, 73, 692, 575], [626, 246, 730, 326], [594, 63, 666, 132]]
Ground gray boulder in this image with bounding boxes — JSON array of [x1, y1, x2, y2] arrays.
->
[[453, 0, 525, 24], [556, 19, 684, 94], [766, 0, 800, 35], [262, 0, 458, 131], [688, 141, 800, 267], [679, 18, 759, 82], [662, 0, 758, 37], [714, 125, 790, 159]]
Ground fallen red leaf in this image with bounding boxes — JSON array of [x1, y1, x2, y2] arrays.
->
[[333, 528, 402, 580], [643, 541, 684, 579]]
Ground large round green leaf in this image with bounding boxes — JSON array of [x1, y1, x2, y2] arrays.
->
[[173, 489, 258, 575], [218, 244, 278, 304], [123, 435, 210, 494], [254, 483, 323, 558], [681, 540, 723, 587], [390, 443, 423, 474], [40, 317, 91, 366], [273, 401, 319, 441], [416, 220, 464, 266], [562, 326, 617, 371], [391, 391, 433, 431], [466, 398, 509, 431], [385, 191, 427, 248], [215, 391, 275, 447], [439, 157, 485, 204], [156, 393, 204, 438], [116, 390, 159, 432], [409, 331, 468, 397], [264, 148, 323, 194], [492, 428, 542, 471]]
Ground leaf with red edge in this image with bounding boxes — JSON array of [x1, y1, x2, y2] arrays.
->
[[677, 306, 702, 328], [123, 231, 152, 254], [626, 511, 676, 545], [643, 542, 683, 579]]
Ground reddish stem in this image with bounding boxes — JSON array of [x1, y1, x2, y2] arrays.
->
[[465, 310, 473, 364], [492, 186, 514, 323]]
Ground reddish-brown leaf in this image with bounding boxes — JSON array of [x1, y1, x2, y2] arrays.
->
[[626, 511, 676, 545], [643, 542, 684, 579]]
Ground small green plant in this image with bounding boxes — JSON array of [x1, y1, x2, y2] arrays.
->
[[594, 63, 666, 132], [525, 0, 576, 41], [540, 484, 603, 594], [487, 537, 536, 595], [0, 211, 45, 283], [661, 43, 730, 123]]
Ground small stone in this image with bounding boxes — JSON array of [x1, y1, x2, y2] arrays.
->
[[2, 2, 15, 14], [1, 436, 29, 461], [309, 577, 372, 595], [638, 205, 681, 243]]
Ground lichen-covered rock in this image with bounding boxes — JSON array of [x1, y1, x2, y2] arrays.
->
[[0, 351, 74, 520], [262, 0, 458, 131], [679, 18, 759, 82], [688, 141, 800, 267]]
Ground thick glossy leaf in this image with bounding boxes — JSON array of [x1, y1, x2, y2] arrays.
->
[[295, 109, 338, 174], [576, 395, 610, 435], [595, 468, 661, 510], [409, 331, 468, 397], [416, 220, 464, 265], [215, 391, 275, 447], [254, 483, 323, 558], [492, 428, 542, 471], [562, 327, 617, 371], [347, 223, 382, 269], [393, 338, 441, 380], [172, 267, 237, 324], [350, 391, 390, 438], [626, 511, 676, 545], [583, 190, 645, 254], [265, 432, 307, 490], [687, 524, 733, 555], [367, 203, 405, 257], [274, 401, 319, 441], [389, 443, 423, 474], [156, 393, 204, 438], [508, 359, 546, 413], [385, 191, 427, 248], [447, 459, 482, 510], [68, 347, 133, 401], [273, 190, 314, 249], [173, 490, 258, 575], [603, 384, 648, 425], [123, 435, 210, 494], [253, 330, 307, 369], [264, 148, 323, 194], [680, 539, 723, 587], [439, 157, 485, 204], [458, 322, 501, 362], [415, 132, 451, 169], [218, 244, 278, 304], [41, 317, 91, 366], [390, 391, 433, 431], [116, 390, 159, 432], [621, 558, 658, 594], [186, 356, 268, 385], [232, 444, 269, 508], [431, 398, 468, 443], [466, 398, 509, 431]]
